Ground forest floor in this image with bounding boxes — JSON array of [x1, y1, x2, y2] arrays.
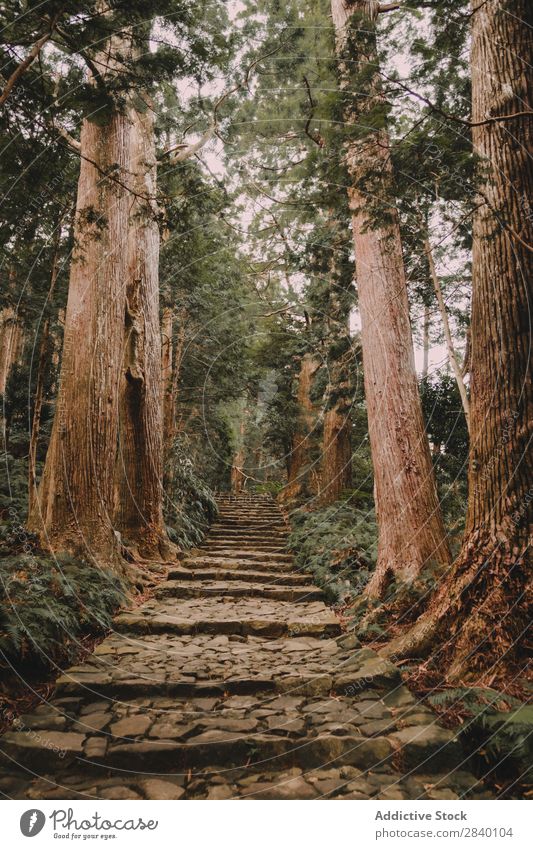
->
[[0, 495, 492, 800]]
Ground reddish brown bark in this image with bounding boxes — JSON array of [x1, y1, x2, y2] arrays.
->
[[28, 45, 132, 566], [280, 352, 321, 505], [114, 100, 172, 559], [331, 0, 451, 595], [29, 224, 63, 514], [385, 0, 532, 679]]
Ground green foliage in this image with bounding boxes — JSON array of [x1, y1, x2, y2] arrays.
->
[[287, 501, 376, 604], [428, 693, 533, 796], [466, 704, 533, 793], [164, 436, 219, 550], [0, 551, 127, 678], [0, 454, 31, 524]]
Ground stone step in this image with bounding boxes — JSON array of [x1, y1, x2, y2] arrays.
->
[[50, 635, 404, 701], [214, 514, 284, 522], [168, 566, 309, 585], [203, 542, 287, 552], [0, 762, 487, 801], [182, 556, 294, 573], [0, 683, 464, 779], [189, 549, 292, 563], [207, 535, 287, 545], [113, 597, 342, 639], [216, 511, 282, 517], [154, 580, 323, 603], [209, 528, 287, 538], [205, 540, 287, 550]]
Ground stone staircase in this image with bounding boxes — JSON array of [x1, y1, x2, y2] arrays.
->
[[0, 494, 489, 800]]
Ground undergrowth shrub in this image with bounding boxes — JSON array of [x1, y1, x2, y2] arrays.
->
[[0, 552, 127, 684], [164, 436, 218, 550], [287, 501, 376, 604], [0, 453, 31, 523]]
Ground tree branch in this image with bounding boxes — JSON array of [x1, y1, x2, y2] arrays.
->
[[0, 16, 60, 107], [303, 75, 325, 148], [54, 24, 107, 93], [381, 70, 533, 127], [160, 41, 290, 166]]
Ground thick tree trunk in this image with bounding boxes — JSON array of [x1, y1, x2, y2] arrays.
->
[[114, 101, 171, 560], [280, 352, 320, 505], [28, 226, 62, 514], [27, 89, 132, 566], [424, 235, 470, 427], [384, 0, 532, 680], [331, 0, 451, 595], [320, 402, 352, 504], [320, 279, 353, 505]]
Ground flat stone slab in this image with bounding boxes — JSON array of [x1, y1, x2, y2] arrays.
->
[[114, 597, 342, 638], [168, 567, 310, 586], [155, 580, 323, 602], [183, 555, 294, 571], [51, 633, 400, 699]]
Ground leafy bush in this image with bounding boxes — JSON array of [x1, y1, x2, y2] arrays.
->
[[164, 436, 218, 550], [0, 551, 127, 681], [287, 501, 376, 603]]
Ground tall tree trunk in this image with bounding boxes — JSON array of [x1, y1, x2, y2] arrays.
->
[[320, 268, 353, 505], [280, 352, 320, 505], [424, 235, 470, 427], [0, 311, 21, 397], [331, 0, 451, 596], [231, 417, 247, 493], [385, 0, 532, 680], [161, 306, 174, 457], [320, 397, 352, 504], [114, 100, 172, 560], [0, 269, 24, 398], [161, 304, 187, 475], [28, 224, 63, 514], [28, 52, 132, 566]]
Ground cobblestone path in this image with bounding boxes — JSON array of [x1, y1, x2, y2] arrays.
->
[[0, 495, 489, 800]]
